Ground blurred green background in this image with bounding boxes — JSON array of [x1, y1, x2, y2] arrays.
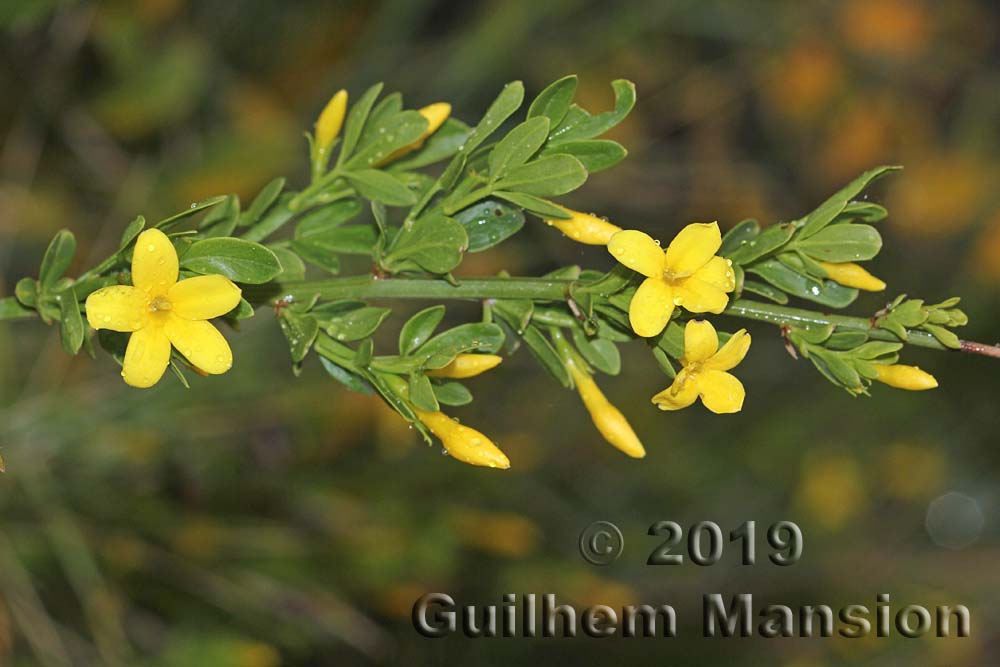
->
[[1, 0, 998, 664]]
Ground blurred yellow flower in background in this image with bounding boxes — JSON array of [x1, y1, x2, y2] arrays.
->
[[608, 223, 735, 337], [840, 0, 931, 59], [796, 453, 867, 531], [880, 441, 945, 501], [652, 320, 750, 414], [85, 228, 242, 388]]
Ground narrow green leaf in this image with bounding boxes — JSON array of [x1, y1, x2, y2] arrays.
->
[[521, 325, 571, 388], [549, 79, 636, 143], [289, 240, 341, 274], [798, 165, 900, 238], [39, 229, 76, 288], [741, 279, 789, 304], [239, 177, 285, 227], [391, 118, 472, 170], [326, 306, 391, 342], [793, 224, 882, 262], [720, 219, 760, 256], [336, 82, 384, 168], [408, 372, 439, 412], [492, 191, 570, 219], [453, 199, 525, 252], [399, 305, 446, 355], [155, 195, 227, 231], [488, 116, 550, 181], [346, 110, 429, 169], [0, 296, 34, 320], [747, 259, 858, 308], [527, 74, 578, 127], [295, 225, 378, 256], [343, 169, 418, 206], [58, 288, 84, 354], [268, 246, 306, 281], [384, 213, 467, 273], [493, 154, 587, 197], [463, 80, 524, 154], [279, 310, 319, 363], [319, 356, 375, 394], [542, 139, 626, 173], [180, 238, 282, 284], [119, 215, 146, 250], [432, 380, 473, 406], [292, 198, 363, 238], [727, 223, 795, 265], [419, 323, 506, 367], [572, 327, 621, 375]]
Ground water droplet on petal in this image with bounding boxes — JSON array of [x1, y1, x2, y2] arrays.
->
[[673, 297, 683, 305], [147, 244, 156, 252], [103, 315, 112, 322]]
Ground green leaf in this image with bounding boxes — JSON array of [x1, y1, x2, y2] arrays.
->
[[542, 139, 626, 173], [527, 74, 578, 127], [39, 229, 76, 288], [851, 341, 903, 359], [453, 199, 525, 252], [488, 116, 550, 181], [720, 219, 760, 256], [492, 299, 534, 333], [825, 331, 869, 350], [408, 372, 439, 412], [727, 223, 795, 265], [809, 348, 862, 393], [837, 201, 888, 224], [294, 198, 364, 240], [279, 310, 319, 363], [399, 305, 446, 355], [520, 325, 571, 388], [391, 118, 471, 171], [923, 323, 961, 349], [0, 296, 34, 320], [58, 288, 84, 354], [346, 110, 429, 169], [289, 240, 341, 274], [336, 82, 383, 168], [119, 215, 146, 250], [180, 238, 282, 284], [741, 279, 788, 304], [492, 191, 569, 219], [241, 193, 297, 242], [419, 323, 505, 367], [463, 80, 524, 154], [326, 306, 391, 342], [319, 356, 375, 395], [432, 380, 473, 406], [793, 224, 882, 262], [268, 246, 306, 281], [343, 169, 417, 206], [651, 347, 677, 378], [199, 194, 240, 238], [15, 277, 38, 307], [239, 177, 285, 227], [747, 259, 858, 308], [493, 154, 587, 197], [155, 195, 227, 231], [798, 165, 900, 238], [383, 213, 467, 273], [572, 327, 621, 375], [549, 79, 636, 143]]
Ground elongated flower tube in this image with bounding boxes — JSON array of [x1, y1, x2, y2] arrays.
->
[[314, 89, 348, 153], [544, 207, 623, 245], [85, 229, 242, 388], [427, 354, 502, 379], [413, 408, 510, 469], [608, 223, 735, 338], [818, 261, 886, 291], [652, 320, 751, 413], [873, 364, 938, 390], [377, 102, 451, 166], [566, 361, 646, 459]]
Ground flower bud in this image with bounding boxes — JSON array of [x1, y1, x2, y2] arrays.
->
[[874, 364, 938, 391], [818, 261, 886, 291], [427, 354, 502, 379], [414, 408, 510, 469], [568, 365, 646, 458], [545, 207, 623, 246], [314, 89, 348, 153]]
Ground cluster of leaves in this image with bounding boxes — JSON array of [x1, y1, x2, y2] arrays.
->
[[874, 295, 968, 349]]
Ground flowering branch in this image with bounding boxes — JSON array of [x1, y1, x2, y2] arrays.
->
[[3, 75, 995, 469]]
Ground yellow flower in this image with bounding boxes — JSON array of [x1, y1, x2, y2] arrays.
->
[[818, 261, 886, 291], [873, 364, 938, 391], [567, 361, 645, 458], [544, 207, 623, 245], [377, 102, 451, 166], [608, 222, 735, 338], [315, 89, 348, 153], [427, 353, 502, 379], [652, 320, 751, 413], [85, 228, 242, 388], [413, 408, 510, 469]]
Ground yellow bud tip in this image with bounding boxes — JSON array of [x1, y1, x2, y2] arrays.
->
[[569, 366, 646, 458], [418, 102, 451, 135], [315, 89, 348, 151], [426, 354, 502, 379], [544, 207, 624, 246], [415, 409, 511, 469], [818, 261, 886, 292], [874, 364, 939, 391]]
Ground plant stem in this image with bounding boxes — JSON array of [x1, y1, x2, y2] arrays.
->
[[245, 277, 1000, 358]]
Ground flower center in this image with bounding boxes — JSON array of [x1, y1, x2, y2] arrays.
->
[[149, 296, 172, 312]]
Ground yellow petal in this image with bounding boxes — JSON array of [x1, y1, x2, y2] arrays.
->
[[121, 325, 171, 388], [818, 261, 886, 291], [683, 319, 719, 363], [85, 285, 148, 332], [415, 409, 510, 469], [697, 370, 745, 413], [607, 229, 666, 278], [132, 229, 178, 295], [651, 371, 699, 411], [629, 277, 675, 338], [673, 276, 730, 314], [691, 255, 736, 292], [418, 102, 451, 135], [315, 89, 348, 151], [545, 207, 623, 245], [168, 275, 242, 320], [874, 364, 938, 390], [570, 367, 645, 458], [163, 316, 232, 375], [663, 222, 722, 277], [706, 329, 751, 372], [427, 354, 502, 379]]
